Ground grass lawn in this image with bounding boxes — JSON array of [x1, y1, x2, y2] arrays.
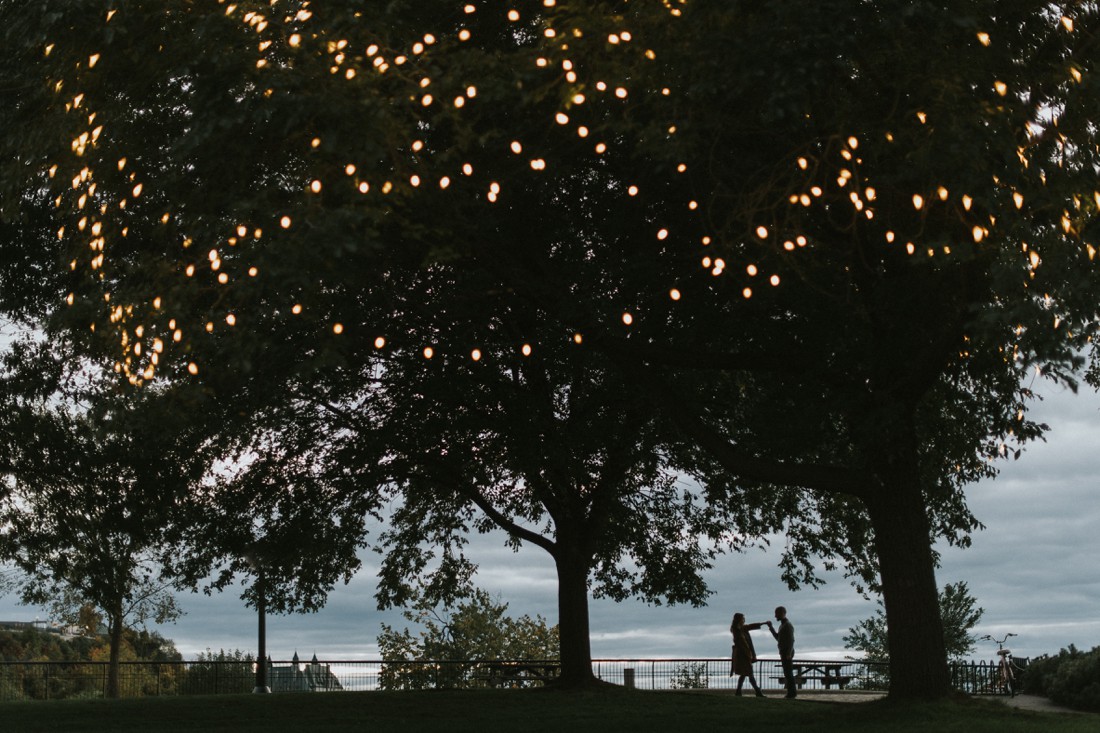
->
[[1, 689, 1093, 733]]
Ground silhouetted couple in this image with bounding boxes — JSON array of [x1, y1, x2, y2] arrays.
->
[[729, 606, 796, 699]]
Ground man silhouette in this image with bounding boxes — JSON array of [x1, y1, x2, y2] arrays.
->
[[767, 606, 797, 699]]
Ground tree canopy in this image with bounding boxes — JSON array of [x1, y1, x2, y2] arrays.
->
[[1, 0, 1098, 700], [0, 339, 202, 696]]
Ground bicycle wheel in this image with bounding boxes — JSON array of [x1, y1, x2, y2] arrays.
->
[[1005, 666, 1016, 697]]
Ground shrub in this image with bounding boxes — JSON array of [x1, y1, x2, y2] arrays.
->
[[669, 663, 709, 690], [180, 649, 255, 695], [1022, 645, 1100, 712]]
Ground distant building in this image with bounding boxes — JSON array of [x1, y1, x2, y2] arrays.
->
[[267, 652, 343, 692], [0, 620, 84, 638]]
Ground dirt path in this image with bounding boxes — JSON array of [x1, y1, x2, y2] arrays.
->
[[1000, 694, 1090, 715]]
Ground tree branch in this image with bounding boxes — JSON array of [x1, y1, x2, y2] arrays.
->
[[609, 352, 871, 499], [395, 459, 559, 557]]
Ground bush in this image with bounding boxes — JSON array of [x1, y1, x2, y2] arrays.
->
[[1022, 645, 1100, 712], [669, 663, 709, 690], [180, 649, 255, 695]]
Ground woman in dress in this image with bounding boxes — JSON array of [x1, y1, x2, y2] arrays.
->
[[730, 612, 766, 696]]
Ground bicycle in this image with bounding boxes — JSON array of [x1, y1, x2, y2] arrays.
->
[[980, 633, 1019, 696]]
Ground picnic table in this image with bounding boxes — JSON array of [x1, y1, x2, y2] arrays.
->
[[471, 661, 560, 688], [772, 662, 852, 690]]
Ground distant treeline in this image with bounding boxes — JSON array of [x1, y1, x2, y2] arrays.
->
[[0, 626, 180, 664]]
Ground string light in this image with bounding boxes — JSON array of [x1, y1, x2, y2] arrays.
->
[[38, 2, 1098, 387]]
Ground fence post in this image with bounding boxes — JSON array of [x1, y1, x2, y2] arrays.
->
[[623, 668, 635, 689]]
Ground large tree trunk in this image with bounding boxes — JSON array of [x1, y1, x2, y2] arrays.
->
[[865, 430, 951, 700], [106, 610, 124, 699], [552, 549, 598, 688]]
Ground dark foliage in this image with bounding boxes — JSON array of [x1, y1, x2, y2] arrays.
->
[[1023, 645, 1100, 712]]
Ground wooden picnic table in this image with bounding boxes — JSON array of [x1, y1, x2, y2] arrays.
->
[[773, 662, 852, 690], [472, 661, 560, 688]]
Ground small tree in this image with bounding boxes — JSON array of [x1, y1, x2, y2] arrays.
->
[[377, 588, 559, 690], [0, 344, 201, 697], [845, 581, 983, 687]]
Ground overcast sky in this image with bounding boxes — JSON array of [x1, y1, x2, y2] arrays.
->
[[2, 372, 1098, 664]]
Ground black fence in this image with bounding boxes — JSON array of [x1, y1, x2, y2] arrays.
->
[[0, 657, 1018, 701]]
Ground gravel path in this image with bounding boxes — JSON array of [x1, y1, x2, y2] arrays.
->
[[704, 689, 1091, 714]]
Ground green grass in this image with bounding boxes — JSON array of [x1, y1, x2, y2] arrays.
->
[[0, 690, 1093, 733]]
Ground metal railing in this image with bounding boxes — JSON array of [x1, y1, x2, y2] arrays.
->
[[0, 657, 1015, 701]]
